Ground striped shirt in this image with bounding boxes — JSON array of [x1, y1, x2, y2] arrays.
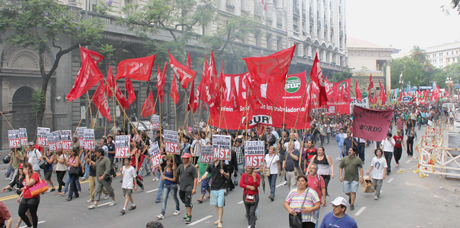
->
[[285, 188, 319, 223]]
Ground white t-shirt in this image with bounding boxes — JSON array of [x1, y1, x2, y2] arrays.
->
[[27, 149, 42, 171], [381, 138, 395, 153], [265, 154, 279, 175], [284, 141, 301, 150], [122, 166, 137, 189], [371, 157, 388, 180]]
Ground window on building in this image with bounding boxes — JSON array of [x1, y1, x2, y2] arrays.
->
[[440, 59, 443, 63], [446, 52, 449, 56], [433, 54, 436, 58], [447, 58, 450, 62], [440, 53, 443, 57], [255, 32, 261, 47]]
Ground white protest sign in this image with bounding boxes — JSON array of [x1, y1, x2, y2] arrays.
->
[[200, 145, 213, 164], [164, 130, 179, 155], [8, 130, 20, 148], [83, 129, 95, 150], [212, 135, 232, 161], [37, 127, 50, 147], [19, 128, 28, 147], [244, 141, 265, 168], [149, 141, 162, 168], [151, 114, 160, 130], [115, 135, 130, 158], [61, 130, 72, 150], [52, 131, 62, 151], [77, 127, 86, 146], [47, 133, 56, 151]]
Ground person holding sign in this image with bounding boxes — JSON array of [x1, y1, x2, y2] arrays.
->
[[176, 153, 198, 224], [11, 148, 24, 181], [283, 143, 300, 190], [25, 143, 41, 177], [239, 167, 261, 228], [264, 146, 280, 201], [40, 149, 56, 193], [199, 159, 229, 228], [87, 148, 117, 209]]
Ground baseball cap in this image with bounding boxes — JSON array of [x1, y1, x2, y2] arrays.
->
[[28, 142, 34, 146], [331, 196, 347, 207], [181, 153, 191, 159], [19, 163, 24, 169]]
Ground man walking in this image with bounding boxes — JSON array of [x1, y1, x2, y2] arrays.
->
[[380, 133, 395, 175], [25, 142, 41, 177], [88, 148, 116, 209], [199, 160, 229, 228], [177, 153, 198, 224], [342, 132, 353, 158], [319, 197, 358, 228], [339, 148, 363, 211], [335, 129, 345, 160], [282, 143, 300, 189]]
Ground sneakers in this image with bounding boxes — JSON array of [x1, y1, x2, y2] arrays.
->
[[156, 214, 164, 220], [109, 201, 116, 206], [185, 215, 192, 224], [129, 205, 136, 210], [350, 204, 355, 210], [104, 195, 110, 200], [374, 195, 379, 200], [183, 215, 188, 221], [120, 209, 125, 215], [141, 186, 144, 192], [50, 189, 56, 192], [88, 204, 97, 209], [87, 199, 92, 203], [173, 210, 180, 216]]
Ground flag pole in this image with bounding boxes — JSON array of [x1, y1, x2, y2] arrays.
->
[[258, 78, 287, 141], [73, 99, 94, 136], [137, 78, 151, 130], [87, 92, 93, 128], [0, 112, 14, 130]]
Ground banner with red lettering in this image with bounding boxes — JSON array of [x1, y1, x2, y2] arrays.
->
[[352, 106, 393, 141], [37, 127, 50, 147], [61, 130, 72, 151], [52, 131, 62, 151], [8, 130, 20, 149], [326, 79, 351, 115], [115, 135, 130, 158], [212, 135, 231, 161], [19, 128, 28, 147], [149, 142, 162, 168], [164, 130, 179, 155], [116, 55, 155, 81], [208, 71, 310, 129], [244, 141, 265, 168], [93, 81, 112, 122], [200, 146, 213, 164], [83, 129, 95, 150]]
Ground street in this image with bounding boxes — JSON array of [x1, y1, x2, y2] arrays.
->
[[0, 126, 458, 228]]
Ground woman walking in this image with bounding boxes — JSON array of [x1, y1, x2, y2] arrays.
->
[[55, 149, 67, 195], [284, 175, 321, 228], [66, 149, 81, 201], [406, 127, 417, 157], [2, 163, 30, 228], [307, 147, 334, 197], [156, 157, 180, 220], [40, 149, 55, 192], [264, 146, 280, 201], [393, 130, 405, 167], [18, 163, 41, 228], [240, 167, 261, 228], [366, 148, 387, 200]]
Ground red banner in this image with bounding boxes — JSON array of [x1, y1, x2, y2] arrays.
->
[[157, 62, 167, 104], [326, 79, 351, 115], [208, 71, 310, 129], [67, 48, 103, 101], [352, 106, 393, 141], [93, 81, 111, 122], [125, 78, 136, 105], [170, 74, 179, 105], [107, 65, 130, 109], [142, 90, 156, 118], [116, 55, 155, 81], [169, 51, 196, 89]]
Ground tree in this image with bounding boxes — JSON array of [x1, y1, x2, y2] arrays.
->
[[441, 1, 460, 14], [0, 0, 104, 127], [331, 69, 351, 82], [391, 56, 425, 88], [410, 46, 428, 64]]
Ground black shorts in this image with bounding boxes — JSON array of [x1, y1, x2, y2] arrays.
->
[[179, 190, 192, 208], [44, 170, 53, 181]]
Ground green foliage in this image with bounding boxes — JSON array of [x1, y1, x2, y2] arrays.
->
[[331, 69, 351, 82], [353, 66, 370, 77], [410, 46, 428, 64], [31, 90, 46, 114], [99, 44, 115, 61]]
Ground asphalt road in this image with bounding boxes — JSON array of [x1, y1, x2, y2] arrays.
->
[[0, 126, 458, 228]]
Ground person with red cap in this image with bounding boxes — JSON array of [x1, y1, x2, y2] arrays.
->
[[176, 152, 197, 224]]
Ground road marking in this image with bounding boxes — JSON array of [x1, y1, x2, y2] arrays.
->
[[21, 221, 45, 228], [354, 207, 366, 216], [147, 188, 158, 193], [237, 201, 244, 204], [0, 194, 18, 201], [187, 215, 212, 226], [97, 202, 111, 207], [387, 178, 394, 183]]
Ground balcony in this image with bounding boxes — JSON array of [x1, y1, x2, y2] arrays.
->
[[226, 4, 235, 12]]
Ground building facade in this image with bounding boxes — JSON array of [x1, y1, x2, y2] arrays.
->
[[0, 0, 348, 149], [426, 41, 460, 69]]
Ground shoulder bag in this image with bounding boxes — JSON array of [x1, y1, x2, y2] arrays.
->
[[69, 157, 82, 176], [39, 157, 49, 170], [264, 155, 274, 177], [29, 174, 49, 197], [288, 189, 310, 228]]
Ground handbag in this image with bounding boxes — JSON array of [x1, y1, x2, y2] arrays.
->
[[29, 175, 49, 197], [288, 189, 310, 228], [264, 155, 274, 177], [39, 159, 49, 170], [69, 157, 82, 176], [244, 174, 255, 204]]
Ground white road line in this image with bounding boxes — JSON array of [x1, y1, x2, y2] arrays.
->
[[21, 221, 45, 228], [237, 201, 244, 204], [147, 188, 158, 193], [187, 215, 213, 226], [97, 202, 111, 207], [354, 207, 367, 216], [387, 178, 394, 183]]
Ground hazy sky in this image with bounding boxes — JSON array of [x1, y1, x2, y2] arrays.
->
[[347, 0, 460, 50]]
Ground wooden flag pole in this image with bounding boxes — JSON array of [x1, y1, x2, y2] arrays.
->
[[73, 99, 95, 136], [112, 93, 116, 133], [198, 100, 202, 127], [0, 112, 14, 130], [137, 79, 152, 130], [218, 90, 223, 130], [87, 92, 93, 128]]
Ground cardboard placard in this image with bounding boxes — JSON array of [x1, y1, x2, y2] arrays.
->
[[200, 145, 213, 164], [76, 127, 86, 146], [115, 135, 130, 158], [61, 130, 72, 151], [47, 133, 56, 151], [19, 128, 28, 147], [151, 114, 160, 130], [8, 130, 20, 149], [52, 131, 62, 151], [149, 141, 162, 168], [212, 135, 232, 161], [164, 130, 179, 155], [37, 127, 50, 147], [244, 141, 265, 168], [83, 129, 95, 150]]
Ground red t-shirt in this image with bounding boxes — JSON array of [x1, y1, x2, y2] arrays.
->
[[240, 173, 260, 195], [130, 149, 145, 171], [393, 135, 403, 148], [307, 174, 325, 200], [0, 202, 11, 226], [305, 148, 318, 166], [22, 172, 40, 199]]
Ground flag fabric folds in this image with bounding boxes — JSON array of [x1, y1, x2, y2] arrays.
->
[[310, 53, 328, 107], [157, 62, 167, 104], [106, 65, 130, 109], [355, 80, 362, 102], [170, 74, 180, 105], [125, 78, 136, 105], [169, 51, 196, 89], [93, 81, 111, 122], [116, 55, 155, 81], [142, 90, 156, 118]]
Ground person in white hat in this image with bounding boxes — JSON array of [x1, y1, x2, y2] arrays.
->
[[319, 196, 358, 228]]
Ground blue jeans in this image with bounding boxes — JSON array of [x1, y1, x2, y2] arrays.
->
[[338, 145, 343, 159], [161, 184, 180, 215], [5, 165, 13, 178], [63, 172, 81, 193], [268, 174, 277, 198], [83, 162, 90, 179], [68, 175, 80, 199], [155, 170, 165, 202]]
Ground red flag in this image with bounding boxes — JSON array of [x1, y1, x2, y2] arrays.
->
[[67, 47, 103, 101], [325, 77, 333, 97], [214, 61, 226, 109], [93, 81, 111, 122], [106, 65, 129, 109], [398, 90, 403, 101], [243, 44, 296, 83], [261, 0, 267, 10], [310, 53, 328, 107], [381, 89, 387, 104], [80, 47, 103, 64], [207, 51, 218, 98], [125, 78, 136, 105], [168, 51, 196, 89], [116, 55, 155, 81], [141, 90, 156, 118], [200, 56, 213, 105], [391, 89, 395, 99], [186, 52, 191, 70], [368, 74, 374, 91], [229, 75, 238, 108], [157, 62, 167, 104], [355, 80, 362, 102], [170, 74, 180, 105], [187, 80, 195, 112]]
